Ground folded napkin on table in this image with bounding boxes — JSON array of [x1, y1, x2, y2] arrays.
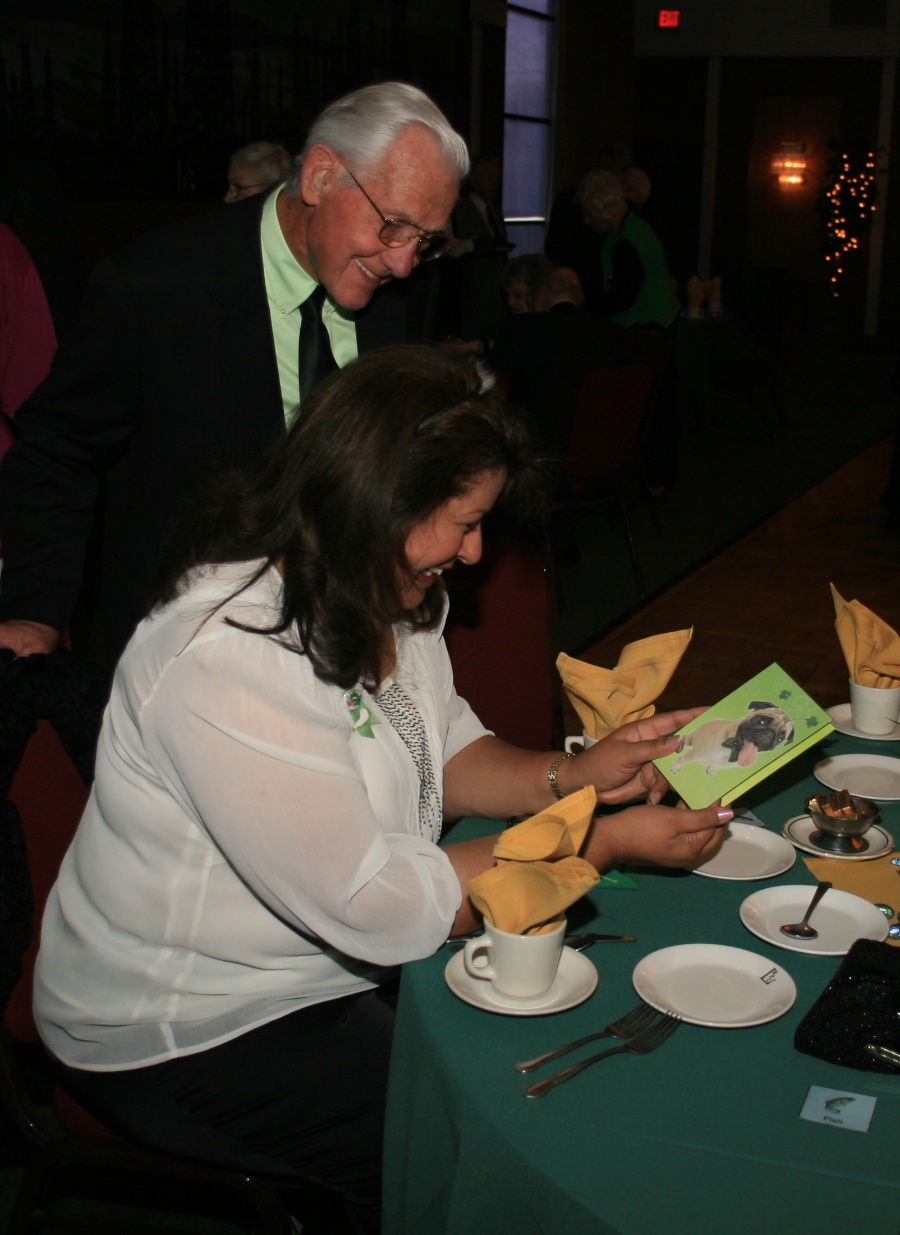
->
[[557, 628, 693, 742], [468, 786, 599, 935], [830, 583, 900, 689], [802, 854, 900, 949]]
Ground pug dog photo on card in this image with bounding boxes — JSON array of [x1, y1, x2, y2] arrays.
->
[[654, 663, 833, 808]]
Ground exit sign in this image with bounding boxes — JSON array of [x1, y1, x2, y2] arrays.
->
[[658, 9, 681, 27]]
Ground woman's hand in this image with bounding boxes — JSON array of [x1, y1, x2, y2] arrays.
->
[[584, 801, 732, 872], [559, 707, 707, 805]]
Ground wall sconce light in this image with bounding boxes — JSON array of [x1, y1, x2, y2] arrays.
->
[[772, 142, 807, 187]]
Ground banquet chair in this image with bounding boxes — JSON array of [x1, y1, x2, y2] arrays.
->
[[0, 651, 306, 1235], [556, 363, 660, 597], [444, 531, 562, 751]]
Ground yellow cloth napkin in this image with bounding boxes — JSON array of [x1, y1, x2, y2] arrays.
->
[[830, 583, 900, 688], [468, 786, 599, 934], [802, 854, 900, 948], [557, 629, 693, 741], [707, 275, 722, 311], [687, 275, 707, 308]]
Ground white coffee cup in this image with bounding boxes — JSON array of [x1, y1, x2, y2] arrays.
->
[[564, 732, 599, 753], [849, 678, 900, 737], [463, 917, 566, 998]]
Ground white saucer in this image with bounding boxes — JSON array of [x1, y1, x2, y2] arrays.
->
[[739, 885, 889, 956], [827, 703, 900, 742], [814, 753, 900, 800], [782, 813, 895, 861], [632, 944, 796, 1028], [444, 946, 597, 1016], [692, 821, 796, 880]]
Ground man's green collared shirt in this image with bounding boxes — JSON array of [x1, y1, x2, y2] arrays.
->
[[261, 186, 359, 425]]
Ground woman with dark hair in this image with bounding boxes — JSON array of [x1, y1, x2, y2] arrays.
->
[[33, 345, 730, 1233]]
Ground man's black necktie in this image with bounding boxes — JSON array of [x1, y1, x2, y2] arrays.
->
[[299, 284, 337, 400]]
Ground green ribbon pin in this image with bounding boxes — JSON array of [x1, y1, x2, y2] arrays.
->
[[343, 689, 380, 739]]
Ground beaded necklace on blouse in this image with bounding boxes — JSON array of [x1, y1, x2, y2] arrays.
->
[[374, 680, 442, 842]]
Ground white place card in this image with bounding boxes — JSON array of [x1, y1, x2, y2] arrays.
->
[[799, 1084, 876, 1133]]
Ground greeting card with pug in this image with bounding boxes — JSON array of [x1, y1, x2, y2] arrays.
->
[[653, 663, 834, 808]]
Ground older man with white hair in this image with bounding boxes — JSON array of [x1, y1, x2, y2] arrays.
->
[[0, 83, 468, 669]]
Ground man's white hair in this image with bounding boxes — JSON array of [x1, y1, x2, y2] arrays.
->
[[296, 81, 469, 183]]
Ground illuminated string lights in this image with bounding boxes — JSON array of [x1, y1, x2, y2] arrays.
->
[[820, 145, 877, 298]]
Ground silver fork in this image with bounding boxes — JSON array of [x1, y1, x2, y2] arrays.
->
[[524, 1012, 681, 1098], [515, 1001, 659, 1074]]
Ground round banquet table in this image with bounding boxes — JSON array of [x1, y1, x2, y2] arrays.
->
[[383, 730, 900, 1235]]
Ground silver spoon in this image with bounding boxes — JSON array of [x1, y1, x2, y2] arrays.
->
[[780, 880, 831, 939]]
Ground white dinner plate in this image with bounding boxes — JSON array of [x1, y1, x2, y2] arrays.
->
[[444, 946, 597, 1016], [631, 944, 796, 1028], [827, 703, 900, 743], [739, 885, 889, 956], [782, 814, 895, 861], [813, 753, 900, 801], [692, 821, 796, 881]]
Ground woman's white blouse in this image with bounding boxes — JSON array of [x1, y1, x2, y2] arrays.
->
[[34, 563, 488, 1070]]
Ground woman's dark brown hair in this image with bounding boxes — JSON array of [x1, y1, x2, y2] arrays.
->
[[154, 343, 543, 688]]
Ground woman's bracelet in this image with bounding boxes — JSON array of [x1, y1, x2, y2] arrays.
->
[[547, 751, 575, 800]]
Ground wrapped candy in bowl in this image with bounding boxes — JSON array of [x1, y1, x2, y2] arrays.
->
[[805, 789, 881, 854]]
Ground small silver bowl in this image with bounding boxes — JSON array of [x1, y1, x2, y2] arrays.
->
[[805, 793, 880, 854]]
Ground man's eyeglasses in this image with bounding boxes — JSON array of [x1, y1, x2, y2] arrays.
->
[[337, 161, 449, 261]]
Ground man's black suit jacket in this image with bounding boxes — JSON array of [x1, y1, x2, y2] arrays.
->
[[0, 189, 439, 664]]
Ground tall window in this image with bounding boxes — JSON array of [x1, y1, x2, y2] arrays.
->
[[503, 1, 556, 255]]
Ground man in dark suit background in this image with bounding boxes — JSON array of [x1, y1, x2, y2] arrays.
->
[[0, 82, 468, 670]]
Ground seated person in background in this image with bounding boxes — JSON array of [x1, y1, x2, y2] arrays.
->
[[34, 345, 730, 1234], [577, 169, 679, 328], [490, 265, 626, 454], [224, 139, 294, 202], [499, 252, 554, 315]]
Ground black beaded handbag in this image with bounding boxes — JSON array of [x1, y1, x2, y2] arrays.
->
[[794, 938, 900, 1073]]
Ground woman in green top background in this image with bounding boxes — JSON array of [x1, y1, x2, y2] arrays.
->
[[578, 167, 679, 328]]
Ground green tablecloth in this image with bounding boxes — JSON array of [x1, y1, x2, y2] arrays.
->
[[384, 732, 900, 1235]]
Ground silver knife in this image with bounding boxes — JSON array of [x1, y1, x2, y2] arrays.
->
[[446, 931, 635, 952]]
